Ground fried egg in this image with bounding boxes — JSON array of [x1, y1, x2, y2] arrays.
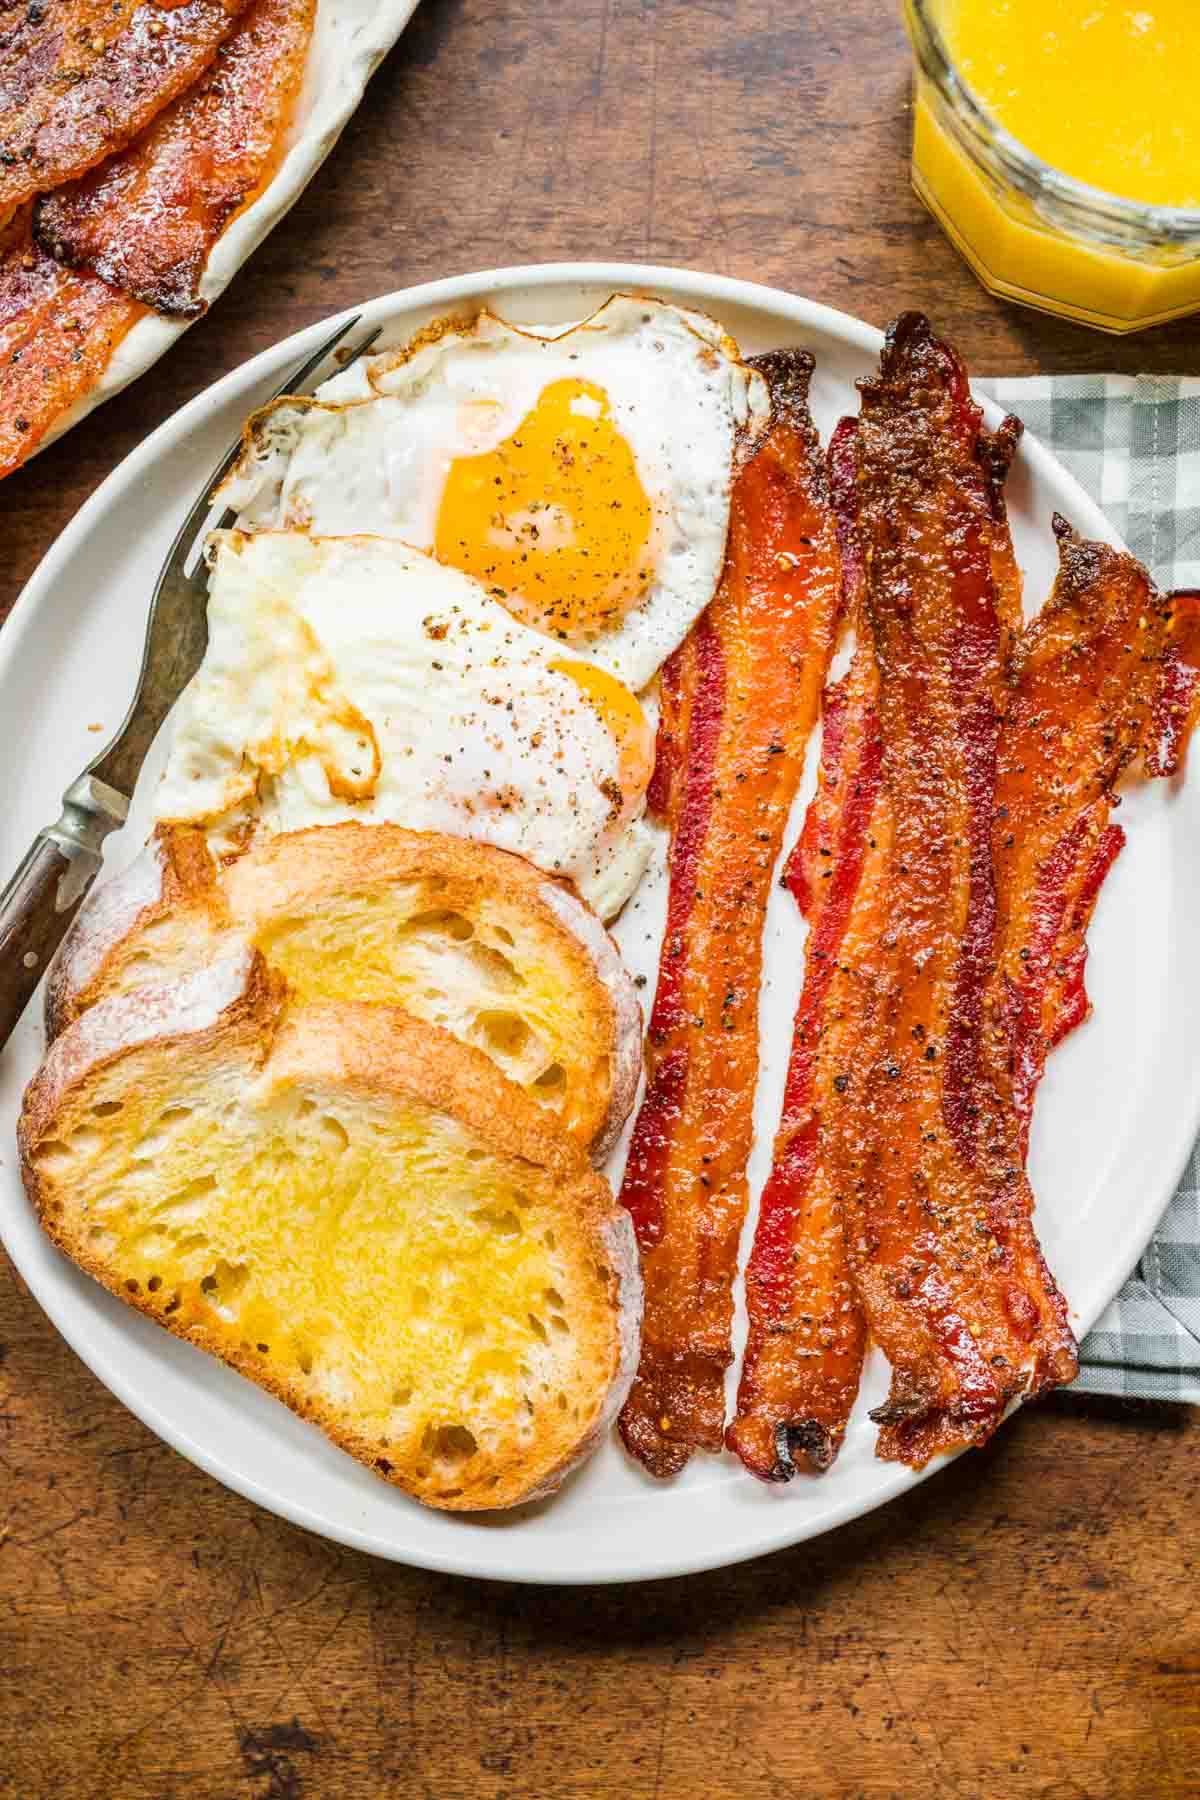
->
[[216, 295, 769, 692], [155, 531, 656, 919]]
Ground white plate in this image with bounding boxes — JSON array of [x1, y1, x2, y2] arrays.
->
[[2, 264, 1198, 1586], [41, 0, 421, 452]]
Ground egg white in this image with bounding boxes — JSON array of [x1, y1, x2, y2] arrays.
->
[[155, 531, 653, 919], [217, 295, 769, 693]]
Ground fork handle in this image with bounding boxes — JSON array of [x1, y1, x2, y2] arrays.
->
[[0, 775, 128, 1050]]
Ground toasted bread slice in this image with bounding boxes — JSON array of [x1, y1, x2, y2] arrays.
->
[[47, 822, 641, 1159], [21, 949, 641, 1511]]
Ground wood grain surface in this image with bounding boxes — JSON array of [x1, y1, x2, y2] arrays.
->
[[2, 2, 1198, 1795]]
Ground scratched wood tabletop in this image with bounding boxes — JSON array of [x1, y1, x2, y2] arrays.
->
[[2, 2, 1198, 1796]]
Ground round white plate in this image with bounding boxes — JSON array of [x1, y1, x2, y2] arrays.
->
[[2, 264, 1198, 1585]]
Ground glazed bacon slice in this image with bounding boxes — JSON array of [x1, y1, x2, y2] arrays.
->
[[34, 0, 314, 316], [726, 417, 876, 1479], [0, 0, 253, 226], [726, 640, 879, 1478], [826, 313, 1078, 1469], [618, 349, 842, 1478], [990, 519, 1176, 1150], [1146, 588, 1200, 781], [0, 203, 140, 475]]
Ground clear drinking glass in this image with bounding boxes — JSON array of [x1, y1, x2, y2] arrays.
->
[[903, 0, 1200, 334]]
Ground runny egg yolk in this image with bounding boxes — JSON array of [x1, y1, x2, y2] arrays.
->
[[434, 378, 655, 643], [552, 659, 655, 803]]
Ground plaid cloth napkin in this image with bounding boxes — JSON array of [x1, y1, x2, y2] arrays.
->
[[979, 375, 1200, 1403]]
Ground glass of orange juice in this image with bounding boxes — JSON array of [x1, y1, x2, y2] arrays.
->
[[903, 0, 1200, 333]]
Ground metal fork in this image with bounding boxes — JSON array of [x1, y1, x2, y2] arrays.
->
[[0, 314, 380, 1049]]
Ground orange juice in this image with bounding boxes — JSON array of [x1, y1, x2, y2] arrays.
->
[[905, 0, 1200, 333], [944, 0, 1200, 209]]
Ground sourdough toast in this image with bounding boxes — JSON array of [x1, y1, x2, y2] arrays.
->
[[22, 948, 641, 1510], [47, 822, 641, 1157]]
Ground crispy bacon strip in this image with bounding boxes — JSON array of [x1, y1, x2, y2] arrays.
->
[[990, 519, 1174, 1149], [0, 204, 140, 475], [1043, 822, 1123, 1054], [1146, 589, 1200, 779], [618, 350, 842, 1477], [726, 417, 875, 1479], [826, 312, 1077, 1469], [35, 0, 314, 316], [726, 646, 880, 1477], [0, 0, 252, 225]]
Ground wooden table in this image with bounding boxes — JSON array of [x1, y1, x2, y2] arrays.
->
[[2, 2, 1198, 1794]]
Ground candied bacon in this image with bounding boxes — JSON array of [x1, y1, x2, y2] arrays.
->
[[731, 328, 1200, 1480], [726, 640, 880, 1478], [727, 416, 874, 1479], [34, 0, 314, 316], [618, 349, 842, 1478], [1043, 821, 1123, 1051], [0, 204, 140, 476], [733, 456, 1200, 1478], [1146, 588, 1200, 779], [989, 518, 1174, 1150], [644, 639, 685, 821], [0, 0, 252, 225], [823, 313, 1077, 1469]]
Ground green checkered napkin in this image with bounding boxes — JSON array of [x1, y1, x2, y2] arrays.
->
[[979, 375, 1200, 1402]]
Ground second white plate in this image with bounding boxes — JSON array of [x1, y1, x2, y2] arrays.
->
[[43, 0, 421, 450]]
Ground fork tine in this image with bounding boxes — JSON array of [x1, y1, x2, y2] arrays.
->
[[343, 325, 383, 365], [273, 315, 373, 403]]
